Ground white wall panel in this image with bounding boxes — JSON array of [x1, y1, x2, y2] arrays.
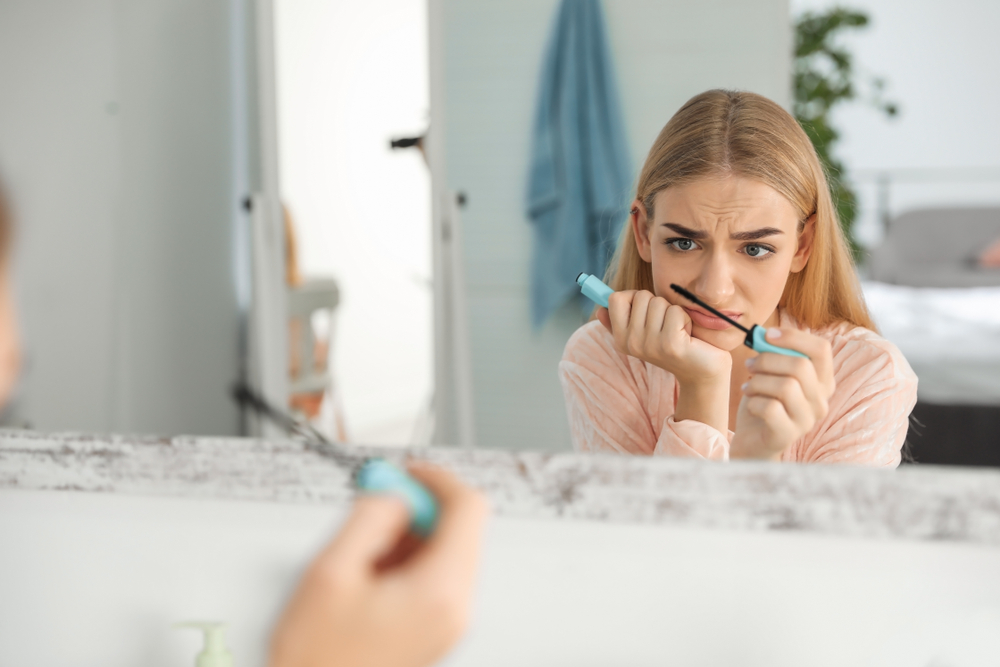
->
[[0, 0, 248, 435]]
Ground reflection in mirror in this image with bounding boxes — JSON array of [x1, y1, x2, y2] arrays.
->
[[431, 0, 1000, 462], [0, 0, 248, 436], [3, 1, 1000, 666], [1, 0, 999, 470], [275, 0, 434, 447]]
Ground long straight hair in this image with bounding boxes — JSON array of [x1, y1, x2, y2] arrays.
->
[[606, 89, 875, 332]]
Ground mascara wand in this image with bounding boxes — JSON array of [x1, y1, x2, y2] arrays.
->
[[230, 382, 440, 536], [668, 283, 807, 358]]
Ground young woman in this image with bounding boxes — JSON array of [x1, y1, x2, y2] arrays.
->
[[560, 90, 917, 466], [0, 183, 20, 409]]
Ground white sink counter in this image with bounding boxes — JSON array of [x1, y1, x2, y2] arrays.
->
[[3, 431, 1000, 667]]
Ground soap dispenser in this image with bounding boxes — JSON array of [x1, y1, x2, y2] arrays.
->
[[174, 622, 234, 667]]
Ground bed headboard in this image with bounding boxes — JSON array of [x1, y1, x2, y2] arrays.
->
[[868, 207, 1000, 287]]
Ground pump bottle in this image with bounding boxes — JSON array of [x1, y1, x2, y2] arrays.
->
[[175, 621, 234, 667]]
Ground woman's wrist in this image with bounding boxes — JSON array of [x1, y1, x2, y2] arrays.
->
[[674, 374, 730, 435], [729, 433, 784, 460], [729, 430, 788, 460]]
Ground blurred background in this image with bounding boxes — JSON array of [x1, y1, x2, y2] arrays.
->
[[0, 0, 997, 465]]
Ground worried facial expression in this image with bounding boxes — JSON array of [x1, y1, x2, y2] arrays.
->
[[632, 175, 814, 351]]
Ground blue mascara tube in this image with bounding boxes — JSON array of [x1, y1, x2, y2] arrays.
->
[[355, 458, 439, 537], [576, 273, 614, 308]]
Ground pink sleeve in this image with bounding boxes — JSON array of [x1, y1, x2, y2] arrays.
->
[[795, 335, 918, 467], [559, 323, 731, 460]]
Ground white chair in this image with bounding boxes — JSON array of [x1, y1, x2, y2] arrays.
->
[[288, 278, 347, 440], [288, 278, 338, 393]]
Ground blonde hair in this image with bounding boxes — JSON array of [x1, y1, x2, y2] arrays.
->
[[0, 179, 10, 262], [606, 89, 875, 332]]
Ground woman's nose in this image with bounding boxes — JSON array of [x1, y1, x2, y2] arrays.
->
[[692, 252, 735, 307]]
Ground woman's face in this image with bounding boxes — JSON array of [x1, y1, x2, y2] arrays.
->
[[632, 175, 814, 351]]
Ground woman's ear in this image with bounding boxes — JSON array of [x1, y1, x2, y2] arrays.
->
[[789, 214, 816, 273], [631, 199, 653, 263]]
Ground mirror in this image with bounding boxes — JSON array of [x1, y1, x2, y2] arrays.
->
[[1, 0, 998, 468]]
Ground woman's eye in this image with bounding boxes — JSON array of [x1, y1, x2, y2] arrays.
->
[[744, 244, 773, 258], [668, 239, 697, 251]]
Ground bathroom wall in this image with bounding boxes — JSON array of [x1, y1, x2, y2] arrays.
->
[[792, 0, 1000, 248], [435, 0, 792, 451], [2, 488, 998, 666], [0, 0, 252, 435]]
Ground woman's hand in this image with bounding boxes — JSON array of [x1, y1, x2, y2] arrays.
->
[[269, 463, 489, 667], [731, 328, 836, 460], [596, 290, 731, 385], [597, 290, 732, 434]]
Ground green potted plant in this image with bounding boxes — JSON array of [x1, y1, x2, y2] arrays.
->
[[794, 8, 898, 259]]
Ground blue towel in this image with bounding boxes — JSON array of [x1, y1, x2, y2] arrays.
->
[[526, 0, 632, 329]]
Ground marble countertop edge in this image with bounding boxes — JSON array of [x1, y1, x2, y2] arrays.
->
[[2, 429, 1000, 546]]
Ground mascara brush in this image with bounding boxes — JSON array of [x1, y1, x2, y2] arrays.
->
[[668, 284, 806, 358]]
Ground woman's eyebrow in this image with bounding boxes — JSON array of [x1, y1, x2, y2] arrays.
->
[[661, 223, 783, 241], [662, 223, 707, 239], [730, 227, 784, 241]]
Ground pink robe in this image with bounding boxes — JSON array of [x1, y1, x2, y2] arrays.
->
[[559, 312, 918, 466]]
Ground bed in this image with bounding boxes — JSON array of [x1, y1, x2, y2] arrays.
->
[[862, 207, 1000, 466], [862, 281, 1000, 405]]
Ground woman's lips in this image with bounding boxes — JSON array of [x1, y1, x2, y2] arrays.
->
[[682, 306, 742, 331]]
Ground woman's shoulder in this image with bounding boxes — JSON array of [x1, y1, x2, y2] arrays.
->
[[562, 319, 618, 364], [808, 319, 917, 385]]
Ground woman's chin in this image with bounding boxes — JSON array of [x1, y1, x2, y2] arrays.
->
[[691, 327, 744, 352]]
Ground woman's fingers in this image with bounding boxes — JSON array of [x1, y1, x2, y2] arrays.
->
[[596, 306, 611, 333], [744, 395, 787, 425], [604, 291, 728, 385], [269, 463, 489, 667], [750, 331, 833, 423], [663, 303, 693, 338], [748, 353, 827, 415], [624, 290, 651, 356], [761, 328, 835, 393], [607, 290, 636, 353], [403, 462, 489, 585], [608, 290, 676, 360], [320, 495, 411, 579], [742, 372, 813, 428], [735, 330, 834, 458], [644, 295, 668, 334]]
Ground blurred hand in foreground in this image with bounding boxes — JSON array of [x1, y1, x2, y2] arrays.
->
[[269, 463, 489, 667]]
